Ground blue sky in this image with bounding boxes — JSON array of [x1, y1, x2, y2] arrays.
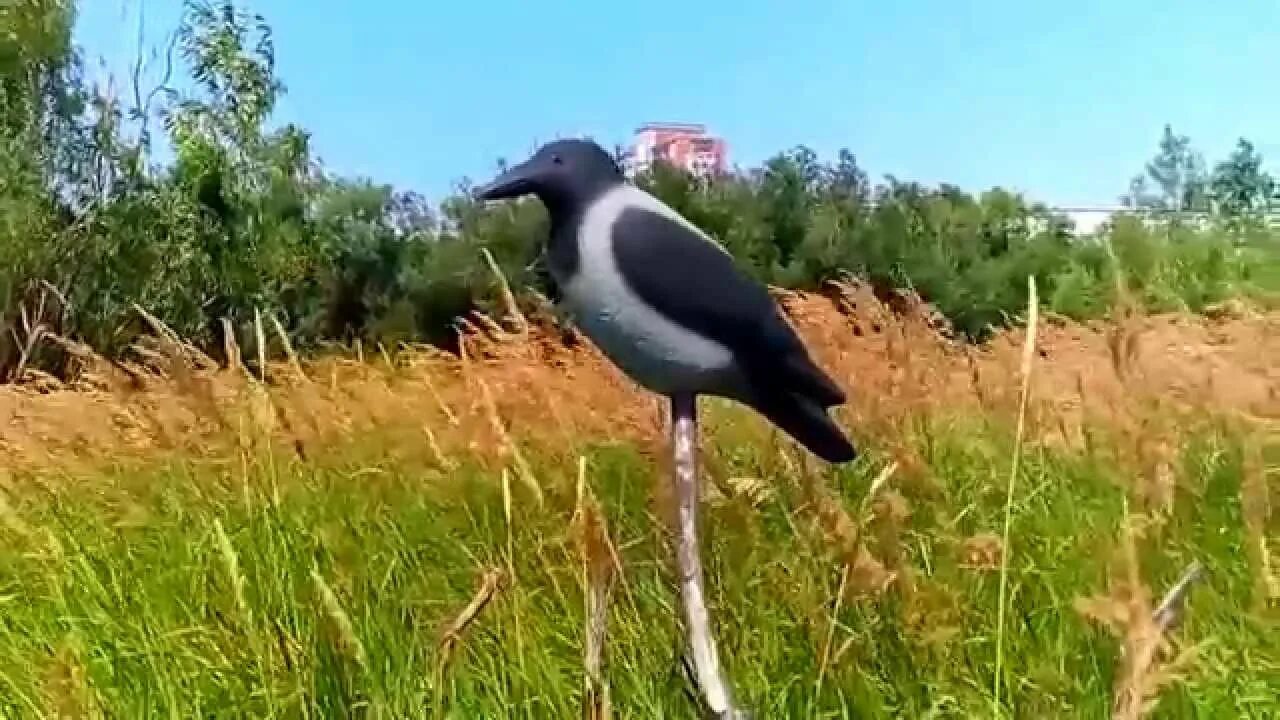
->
[[74, 0, 1280, 206]]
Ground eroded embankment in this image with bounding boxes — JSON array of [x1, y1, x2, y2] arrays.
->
[[0, 282, 1276, 476]]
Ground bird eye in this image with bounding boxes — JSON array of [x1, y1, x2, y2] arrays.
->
[[551, 154, 563, 165]]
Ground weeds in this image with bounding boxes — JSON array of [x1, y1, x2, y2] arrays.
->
[[0, 407, 1271, 717], [0, 290, 1273, 717]]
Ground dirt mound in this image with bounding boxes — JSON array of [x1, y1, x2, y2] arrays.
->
[[1, 282, 1276, 475]]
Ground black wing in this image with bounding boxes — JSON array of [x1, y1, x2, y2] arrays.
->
[[611, 204, 845, 406]]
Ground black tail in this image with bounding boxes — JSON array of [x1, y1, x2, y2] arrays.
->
[[750, 391, 857, 464], [779, 352, 846, 407]]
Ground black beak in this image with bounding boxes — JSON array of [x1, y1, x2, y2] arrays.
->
[[473, 159, 537, 201]]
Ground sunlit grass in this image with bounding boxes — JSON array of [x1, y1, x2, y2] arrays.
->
[[0, 409, 1273, 718]]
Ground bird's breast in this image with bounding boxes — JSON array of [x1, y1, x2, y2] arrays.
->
[[558, 187, 734, 394]]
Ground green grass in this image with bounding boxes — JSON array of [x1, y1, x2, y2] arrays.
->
[[0, 412, 1274, 718]]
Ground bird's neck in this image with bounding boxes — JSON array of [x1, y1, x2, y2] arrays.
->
[[545, 198, 582, 274], [538, 177, 620, 223], [542, 183, 618, 283], [538, 191, 576, 226]]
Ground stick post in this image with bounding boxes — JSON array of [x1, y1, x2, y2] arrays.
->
[[670, 393, 746, 718]]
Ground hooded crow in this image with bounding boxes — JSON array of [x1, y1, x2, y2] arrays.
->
[[474, 138, 855, 463]]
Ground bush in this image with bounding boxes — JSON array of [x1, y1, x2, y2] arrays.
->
[[2, 0, 1278, 379]]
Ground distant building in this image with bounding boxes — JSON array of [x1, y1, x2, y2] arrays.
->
[[625, 122, 728, 178], [1059, 206, 1127, 235], [1033, 206, 1228, 236]]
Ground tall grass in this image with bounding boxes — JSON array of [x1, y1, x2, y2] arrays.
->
[[0, 397, 1273, 717], [0, 274, 1273, 718]]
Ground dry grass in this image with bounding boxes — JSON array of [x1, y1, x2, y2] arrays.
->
[[573, 458, 618, 719], [0, 285, 1273, 716], [1, 280, 1276, 477], [993, 276, 1041, 716], [1074, 513, 1207, 720]]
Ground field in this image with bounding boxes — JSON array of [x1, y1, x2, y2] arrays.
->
[[0, 281, 1275, 718], [6, 1, 1280, 716]]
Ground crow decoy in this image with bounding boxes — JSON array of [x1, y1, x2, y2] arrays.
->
[[475, 138, 855, 718]]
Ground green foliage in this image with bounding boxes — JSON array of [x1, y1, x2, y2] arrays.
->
[[1123, 124, 1211, 213], [1, 1, 1278, 378], [1210, 138, 1276, 231]]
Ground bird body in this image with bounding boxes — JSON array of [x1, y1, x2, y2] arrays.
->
[[473, 137, 848, 717], [552, 183, 737, 395], [475, 139, 856, 463]]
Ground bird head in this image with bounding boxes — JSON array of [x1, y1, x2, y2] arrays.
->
[[473, 138, 623, 211]]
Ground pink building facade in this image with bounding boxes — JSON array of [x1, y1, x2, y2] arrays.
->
[[626, 122, 729, 178]]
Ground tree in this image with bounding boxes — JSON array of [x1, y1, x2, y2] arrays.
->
[[758, 145, 823, 266], [2, 1, 1276, 379], [1122, 124, 1210, 213], [1209, 138, 1274, 226]]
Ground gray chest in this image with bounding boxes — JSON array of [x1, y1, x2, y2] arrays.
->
[[552, 192, 735, 395]]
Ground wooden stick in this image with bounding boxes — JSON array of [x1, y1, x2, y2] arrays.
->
[[1152, 561, 1204, 632], [670, 393, 747, 719]]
